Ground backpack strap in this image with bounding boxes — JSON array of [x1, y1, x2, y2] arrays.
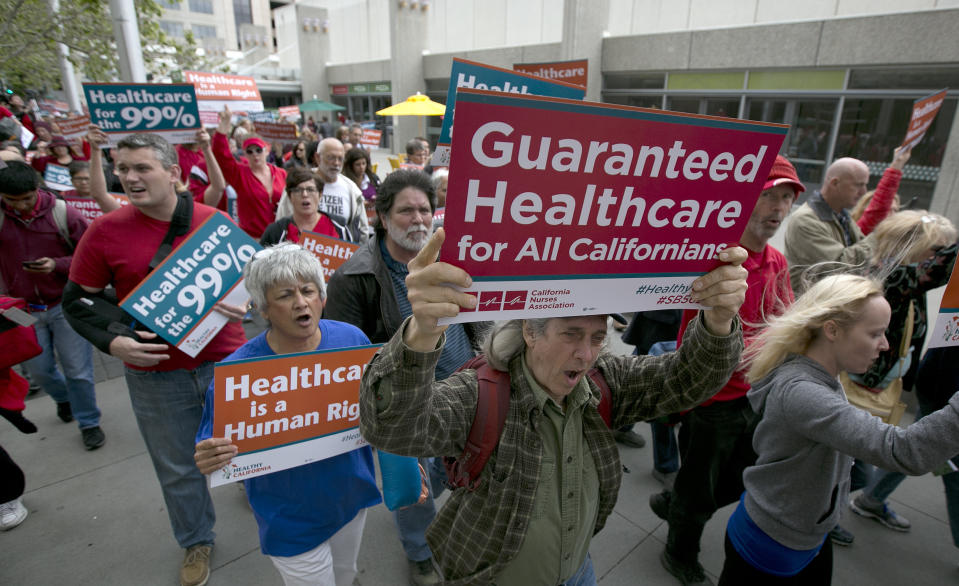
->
[[147, 192, 194, 271], [587, 367, 613, 428], [444, 355, 511, 491], [52, 198, 73, 251]]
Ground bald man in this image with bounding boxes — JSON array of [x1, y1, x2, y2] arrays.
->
[[306, 137, 370, 243], [783, 157, 873, 294]]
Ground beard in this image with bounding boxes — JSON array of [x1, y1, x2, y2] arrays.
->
[[385, 217, 430, 252]]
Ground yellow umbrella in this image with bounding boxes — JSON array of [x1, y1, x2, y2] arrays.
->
[[376, 92, 446, 116]]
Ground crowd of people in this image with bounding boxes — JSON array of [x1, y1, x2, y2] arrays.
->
[[2, 91, 959, 586]]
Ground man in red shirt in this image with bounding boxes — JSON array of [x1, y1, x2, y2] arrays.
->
[[650, 156, 802, 586], [64, 133, 247, 586], [212, 107, 285, 238]]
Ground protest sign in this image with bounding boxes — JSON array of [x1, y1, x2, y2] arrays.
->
[[199, 110, 219, 127], [928, 262, 959, 348], [249, 110, 275, 123], [514, 59, 589, 90], [902, 89, 948, 150], [38, 99, 70, 114], [43, 164, 72, 191], [209, 344, 381, 486], [184, 70, 264, 113], [278, 105, 301, 121], [57, 113, 92, 141], [360, 128, 382, 148], [83, 83, 201, 145], [120, 213, 260, 357], [432, 59, 586, 166], [252, 121, 298, 144], [63, 193, 130, 221], [436, 89, 787, 324], [18, 126, 34, 151], [299, 232, 359, 280]]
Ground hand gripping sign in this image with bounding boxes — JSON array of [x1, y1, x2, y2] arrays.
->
[[210, 344, 381, 486], [121, 213, 260, 357], [83, 82, 202, 145], [437, 89, 788, 324], [432, 58, 586, 166]]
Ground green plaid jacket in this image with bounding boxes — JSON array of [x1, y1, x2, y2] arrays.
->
[[359, 314, 743, 585]]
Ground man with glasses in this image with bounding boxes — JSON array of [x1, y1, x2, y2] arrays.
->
[[307, 137, 370, 243], [325, 169, 489, 586], [63, 133, 247, 586], [212, 106, 286, 239]]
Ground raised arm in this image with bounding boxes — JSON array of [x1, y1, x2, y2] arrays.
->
[[194, 128, 226, 207], [85, 125, 121, 214]]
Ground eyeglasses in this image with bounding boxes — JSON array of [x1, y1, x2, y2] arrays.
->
[[245, 147, 263, 155], [290, 186, 320, 195]]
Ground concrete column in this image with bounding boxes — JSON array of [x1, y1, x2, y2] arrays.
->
[[930, 109, 959, 227], [108, 0, 146, 83], [297, 5, 331, 102], [48, 0, 82, 112], [388, 1, 428, 152], [561, 0, 609, 102]]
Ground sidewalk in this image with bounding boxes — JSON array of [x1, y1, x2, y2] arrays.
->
[[2, 322, 957, 585]]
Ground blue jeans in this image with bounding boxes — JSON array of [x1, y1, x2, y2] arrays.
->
[[561, 554, 597, 586], [22, 304, 100, 429], [124, 364, 216, 549], [651, 419, 680, 473], [394, 456, 447, 561]]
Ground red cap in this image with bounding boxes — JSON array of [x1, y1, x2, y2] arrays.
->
[[763, 155, 805, 194], [242, 136, 269, 151]]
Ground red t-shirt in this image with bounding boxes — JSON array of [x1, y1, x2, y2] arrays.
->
[[676, 244, 793, 406], [286, 214, 340, 243], [69, 201, 247, 372], [211, 132, 285, 239]]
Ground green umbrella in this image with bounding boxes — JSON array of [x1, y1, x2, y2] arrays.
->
[[298, 98, 344, 112]]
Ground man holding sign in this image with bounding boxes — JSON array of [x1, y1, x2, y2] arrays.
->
[[359, 228, 748, 584], [63, 133, 247, 586], [194, 244, 382, 586]]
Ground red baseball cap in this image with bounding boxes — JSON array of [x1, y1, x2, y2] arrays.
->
[[763, 155, 805, 194], [242, 136, 269, 151]]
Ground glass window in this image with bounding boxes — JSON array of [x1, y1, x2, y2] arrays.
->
[[604, 73, 666, 90], [836, 97, 956, 210], [666, 97, 701, 114], [159, 20, 184, 37], [158, 0, 181, 8], [705, 98, 739, 118], [233, 0, 252, 25], [746, 98, 838, 186], [849, 66, 959, 90], [603, 95, 664, 109], [189, 0, 213, 13], [192, 25, 217, 38]]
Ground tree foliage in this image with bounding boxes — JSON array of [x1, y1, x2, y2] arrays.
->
[[0, 0, 216, 93]]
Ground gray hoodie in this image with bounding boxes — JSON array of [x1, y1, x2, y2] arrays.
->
[[743, 354, 959, 550]]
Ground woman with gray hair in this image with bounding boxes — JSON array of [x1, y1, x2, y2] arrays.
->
[[194, 243, 381, 586]]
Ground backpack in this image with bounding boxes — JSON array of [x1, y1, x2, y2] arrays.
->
[[444, 355, 613, 491], [0, 197, 73, 251]]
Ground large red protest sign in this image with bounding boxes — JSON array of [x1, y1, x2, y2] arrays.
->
[[902, 89, 948, 150], [437, 90, 788, 324], [514, 59, 589, 90]]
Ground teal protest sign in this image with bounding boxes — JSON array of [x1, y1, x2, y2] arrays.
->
[[83, 83, 201, 145], [120, 213, 260, 357]]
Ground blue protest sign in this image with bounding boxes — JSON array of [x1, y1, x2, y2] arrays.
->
[[431, 58, 586, 166], [43, 164, 73, 191], [120, 213, 260, 357], [83, 83, 201, 145]]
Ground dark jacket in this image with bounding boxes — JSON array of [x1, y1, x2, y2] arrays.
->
[[0, 189, 88, 305], [324, 234, 489, 347]]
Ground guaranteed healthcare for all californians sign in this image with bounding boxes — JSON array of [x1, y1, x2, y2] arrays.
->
[[83, 82, 201, 145], [432, 58, 586, 167], [437, 89, 788, 325], [209, 344, 381, 486], [120, 213, 260, 357]]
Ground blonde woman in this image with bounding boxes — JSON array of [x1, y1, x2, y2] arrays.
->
[[719, 274, 959, 584]]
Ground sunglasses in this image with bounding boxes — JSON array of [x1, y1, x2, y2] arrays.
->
[[245, 147, 263, 155]]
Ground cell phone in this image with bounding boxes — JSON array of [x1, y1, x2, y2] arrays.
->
[[21, 260, 43, 268]]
